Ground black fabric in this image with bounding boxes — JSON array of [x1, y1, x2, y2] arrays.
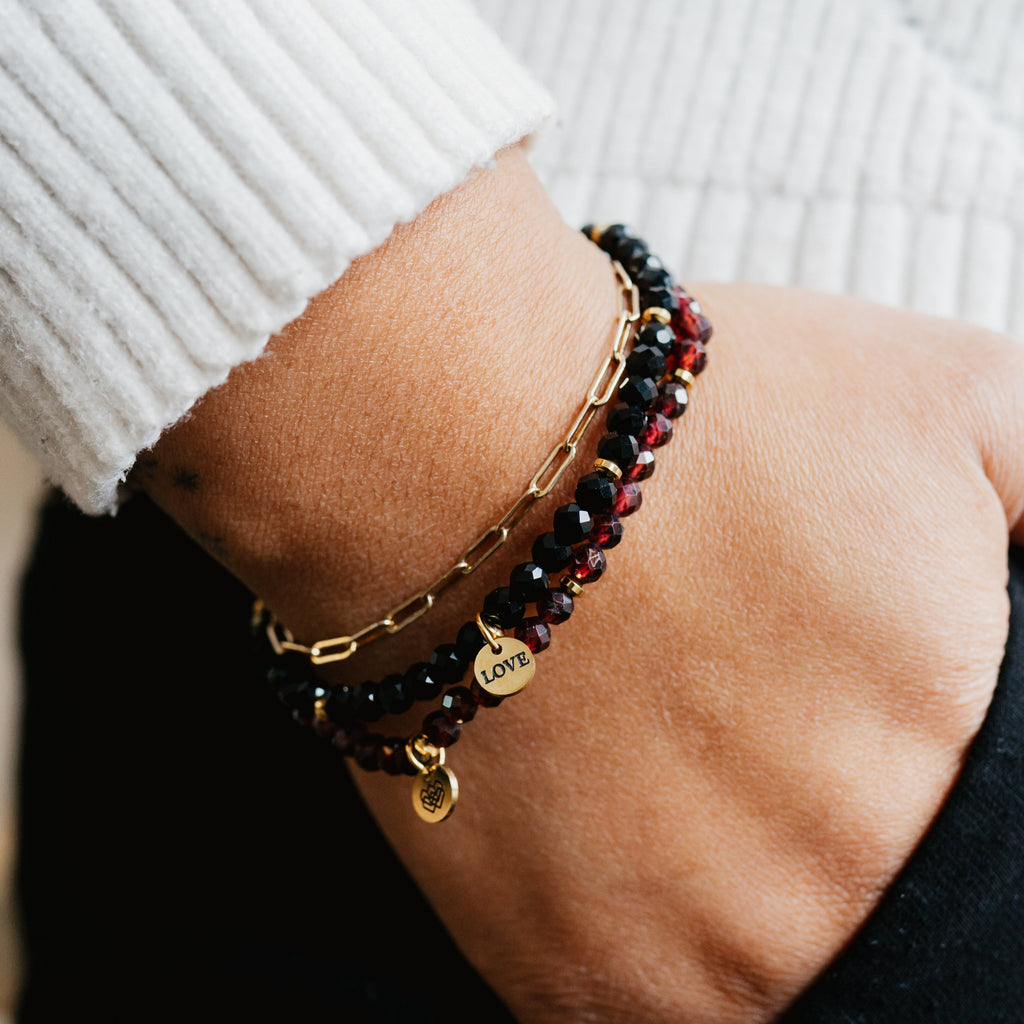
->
[[12, 491, 1024, 1022]]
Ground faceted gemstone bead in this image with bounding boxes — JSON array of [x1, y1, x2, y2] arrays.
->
[[381, 736, 417, 776], [483, 586, 526, 628], [618, 375, 659, 411], [278, 679, 328, 719], [532, 531, 573, 572], [353, 733, 384, 771], [330, 721, 363, 757], [617, 236, 651, 277], [428, 643, 467, 685], [591, 511, 624, 549], [636, 263, 673, 296], [656, 380, 689, 419], [643, 286, 680, 314], [597, 431, 640, 470], [626, 344, 667, 382], [668, 339, 708, 376], [606, 401, 647, 437], [514, 617, 552, 653], [537, 587, 574, 624], [264, 651, 307, 689], [642, 411, 673, 448], [613, 480, 643, 516], [627, 446, 655, 481], [441, 686, 478, 723], [598, 223, 639, 255], [380, 672, 415, 715], [455, 620, 486, 661], [570, 543, 607, 584], [470, 680, 504, 708], [671, 290, 713, 342], [552, 503, 593, 545], [406, 661, 446, 702], [575, 471, 617, 513], [354, 680, 386, 722], [635, 321, 676, 354], [423, 709, 462, 747], [312, 713, 337, 739], [508, 561, 549, 603], [324, 684, 356, 724]]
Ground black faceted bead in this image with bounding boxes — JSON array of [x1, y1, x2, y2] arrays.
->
[[606, 401, 647, 436], [626, 344, 667, 381], [575, 471, 617, 513], [618, 375, 660, 411], [277, 678, 326, 718], [636, 263, 673, 295], [353, 680, 386, 722], [324, 684, 357, 724], [532, 531, 573, 572], [596, 431, 640, 469], [455, 620, 486, 661], [428, 643, 467, 685], [617, 236, 651, 277], [552, 503, 593, 545], [265, 651, 309, 689], [642, 286, 680, 313], [598, 223, 639, 255], [380, 673, 415, 715], [636, 321, 676, 354], [406, 661, 446, 702], [509, 561, 549, 603], [483, 586, 526, 628]]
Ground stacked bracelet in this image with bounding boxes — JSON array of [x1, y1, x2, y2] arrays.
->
[[252, 223, 711, 822]]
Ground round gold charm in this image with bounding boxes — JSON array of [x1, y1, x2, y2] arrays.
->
[[412, 764, 458, 823], [473, 636, 536, 697]]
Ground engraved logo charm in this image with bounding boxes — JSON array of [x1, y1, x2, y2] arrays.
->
[[473, 636, 536, 697], [412, 765, 458, 823]]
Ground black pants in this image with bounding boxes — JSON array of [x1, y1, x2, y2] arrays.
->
[[13, 492, 1024, 1022]]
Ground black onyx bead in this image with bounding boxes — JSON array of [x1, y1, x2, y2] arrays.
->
[[606, 401, 647, 437], [324, 684, 357, 724], [618, 375, 660, 411], [428, 643, 467, 685], [455, 620, 486, 662], [626, 344, 668, 381], [636, 321, 676, 354], [596, 431, 640, 469], [380, 673, 415, 715], [575, 472, 617, 513], [598, 223, 639, 255], [537, 587, 574, 624], [617, 236, 651, 277], [265, 651, 309, 689], [580, 223, 595, 240], [277, 678, 326, 718], [354, 681, 386, 722], [552, 503, 593, 545], [406, 661, 445, 702], [636, 263, 673, 295], [643, 286, 680, 313], [482, 586, 526, 628], [508, 561, 549, 603], [532, 531, 573, 572]]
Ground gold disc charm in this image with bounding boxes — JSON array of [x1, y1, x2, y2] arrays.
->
[[474, 636, 536, 697], [412, 765, 458, 822]]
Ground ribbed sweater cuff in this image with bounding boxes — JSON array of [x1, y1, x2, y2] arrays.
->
[[0, 0, 555, 513]]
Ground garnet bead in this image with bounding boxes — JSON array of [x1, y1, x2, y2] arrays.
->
[[508, 561, 549, 603], [591, 511, 624, 549], [657, 380, 689, 419], [381, 736, 417, 776], [606, 401, 647, 436], [672, 290, 713, 342], [627, 446, 655, 480], [575, 471, 617, 513], [330, 721, 363, 757], [596, 431, 640, 470], [514, 617, 552, 653], [441, 686, 478, 723], [353, 733, 384, 771], [618, 375, 659, 411], [570, 543, 607, 584], [470, 680, 504, 708], [423, 710, 462, 748], [532, 531, 573, 572], [537, 588, 574, 623], [483, 586, 526, 628], [552, 503, 593, 545], [668, 339, 708, 376], [613, 480, 643, 516], [642, 411, 673, 448]]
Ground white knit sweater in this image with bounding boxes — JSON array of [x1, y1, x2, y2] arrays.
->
[[2, 0, 1021, 514]]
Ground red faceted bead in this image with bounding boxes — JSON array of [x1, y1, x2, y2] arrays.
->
[[591, 512, 624, 549], [626, 446, 655, 481], [470, 680, 504, 708], [514, 617, 552, 653], [441, 686, 478, 723], [423, 709, 462, 747], [656, 380, 689, 419], [642, 411, 673, 448], [330, 721, 364, 757], [613, 480, 643, 516], [353, 733, 384, 771], [537, 588, 574, 623], [381, 736, 417, 776], [570, 543, 607, 584], [671, 289, 713, 342], [668, 338, 707, 376]]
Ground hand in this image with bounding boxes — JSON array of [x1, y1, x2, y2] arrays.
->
[[138, 144, 1024, 1023]]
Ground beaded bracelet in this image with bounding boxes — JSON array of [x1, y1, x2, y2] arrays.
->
[[252, 223, 711, 822]]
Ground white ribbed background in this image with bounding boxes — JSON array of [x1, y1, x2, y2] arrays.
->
[[477, 0, 1024, 340]]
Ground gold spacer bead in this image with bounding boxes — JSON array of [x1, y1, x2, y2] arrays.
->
[[593, 458, 622, 480], [641, 306, 672, 324], [673, 368, 697, 389], [560, 577, 584, 597]]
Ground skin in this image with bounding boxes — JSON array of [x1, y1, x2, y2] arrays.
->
[[139, 143, 1024, 1023]]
